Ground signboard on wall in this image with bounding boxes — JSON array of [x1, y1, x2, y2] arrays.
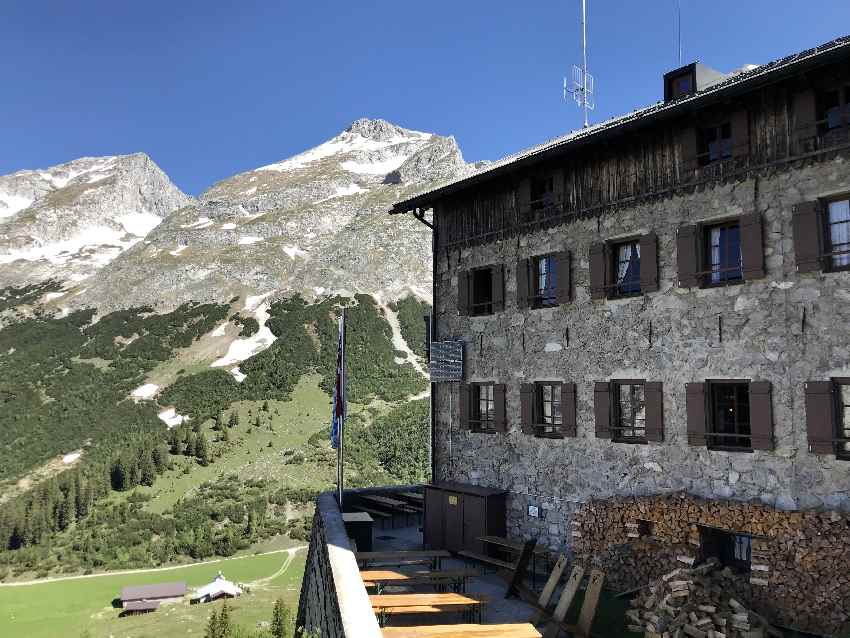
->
[[429, 340, 464, 382]]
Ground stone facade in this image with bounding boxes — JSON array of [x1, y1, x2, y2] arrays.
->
[[431, 153, 850, 564]]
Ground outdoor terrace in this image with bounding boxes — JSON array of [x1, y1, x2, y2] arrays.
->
[[295, 486, 637, 638]]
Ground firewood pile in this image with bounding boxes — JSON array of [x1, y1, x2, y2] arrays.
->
[[627, 560, 781, 638]]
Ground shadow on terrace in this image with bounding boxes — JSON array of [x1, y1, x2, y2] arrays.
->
[[295, 485, 638, 638]]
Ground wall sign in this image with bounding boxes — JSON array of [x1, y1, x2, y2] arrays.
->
[[429, 340, 464, 382]]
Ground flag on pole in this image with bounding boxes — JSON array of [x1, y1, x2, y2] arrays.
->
[[330, 314, 346, 449]]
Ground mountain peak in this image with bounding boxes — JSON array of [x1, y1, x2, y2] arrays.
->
[[345, 118, 422, 142]]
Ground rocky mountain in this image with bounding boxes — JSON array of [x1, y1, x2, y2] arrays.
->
[[70, 118, 469, 312], [0, 154, 193, 286]]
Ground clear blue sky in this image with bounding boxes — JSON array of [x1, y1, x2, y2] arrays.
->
[[1, 1, 848, 195]]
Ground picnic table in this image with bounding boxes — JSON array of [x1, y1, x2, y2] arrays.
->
[[360, 568, 479, 593], [399, 491, 424, 502], [359, 494, 420, 526], [356, 549, 451, 569], [369, 592, 490, 626], [381, 623, 542, 638]]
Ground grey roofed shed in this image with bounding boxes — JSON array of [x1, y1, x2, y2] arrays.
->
[[120, 581, 187, 602]]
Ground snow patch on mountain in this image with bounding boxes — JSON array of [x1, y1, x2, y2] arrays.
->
[[238, 236, 263, 245], [0, 192, 33, 218], [282, 245, 307, 259], [314, 183, 367, 203], [116, 211, 163, 237], [211, 299, 276, 367]]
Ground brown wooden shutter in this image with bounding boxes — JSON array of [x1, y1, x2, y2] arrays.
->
[[748, 381, 774, 451], [457, 270, 470, 316], [491, 266, 505, 312], [639, 232, 659, 293], [730, 109, 750, 158], [589, 243, 607, 300], [516, 259, 530, 310], [520, 383, 535, 435], [459, 383, 471, 430], [678, 126, 698, 175], [644, 382, 664, 442], [740, 212, 766, 280], [677, 225, 700, 288], [594, 382, 611, 439], [792, 201, 823, 273], [518, 178, 531, 214], [555, 251, 571, 304], [686, 382, 707, 446], [792, 89, 817, 153], [562, 382, 577, 437], [493, 384, 507, 432], [805, 381, 836, 455]]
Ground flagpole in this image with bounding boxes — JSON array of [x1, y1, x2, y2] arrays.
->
[[337, 308, 346, 508]]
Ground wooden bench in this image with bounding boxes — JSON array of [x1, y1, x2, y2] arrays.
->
[[381, 623, 542, 637], [370, 592, 490, 626], [357, 550, 451, 570], [457, 550, 515, 571], [361, 568, 480, 592], [352, 506, 392, 528]]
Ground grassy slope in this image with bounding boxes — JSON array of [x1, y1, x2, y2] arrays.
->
[[0, 549, 306, 638]]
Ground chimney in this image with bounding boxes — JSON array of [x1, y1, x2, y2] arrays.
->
[[663, 62, 729, 102]]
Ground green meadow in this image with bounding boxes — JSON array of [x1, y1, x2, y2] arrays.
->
[[0, 549, 306, 638]]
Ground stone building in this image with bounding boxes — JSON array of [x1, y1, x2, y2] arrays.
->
[[392, 35, 850, 633]]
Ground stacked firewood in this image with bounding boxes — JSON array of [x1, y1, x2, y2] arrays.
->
[[627, 560, 780, 638]]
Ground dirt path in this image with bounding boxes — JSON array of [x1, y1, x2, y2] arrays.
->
[[0, 545, 308, 588]]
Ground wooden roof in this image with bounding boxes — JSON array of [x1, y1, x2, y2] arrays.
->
[[120, 581, 187, 601]]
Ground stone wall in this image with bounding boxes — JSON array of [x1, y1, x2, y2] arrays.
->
[[431, 153, 850, 622], [296, 492, 381, 638], [571, 492, 850, 634]]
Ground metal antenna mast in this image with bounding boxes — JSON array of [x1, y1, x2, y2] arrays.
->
[[563, 0, 595, 128], [676, 0, 683, 65]]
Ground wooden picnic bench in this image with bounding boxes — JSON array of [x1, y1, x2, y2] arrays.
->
[[476, 536, 549, 590], [369, 592, 490, 626], [361, 568, 480, 593], [381, 623, 541, 637], [356, 550, 451, 569], [360, 494, 419, 526]]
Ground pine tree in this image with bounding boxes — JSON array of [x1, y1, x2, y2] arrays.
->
[[139, 450, 156, 486], [222, 427, 230, 443], [185, 432, 197, 457], [214, 413, 222, 431], [205, 608, 219, 638], [262, 401, 269, 412], [195, 434, 211, 466], [271, 599, 290, 638], [110, 457, 128, 491], [218, 600, 232, 637], [228, 412, 238, 428], [168, 428, 181, 455], [151, 445, 168, 473]]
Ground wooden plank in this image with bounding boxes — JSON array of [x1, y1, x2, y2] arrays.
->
[[478, 536, 548, 555], [382, 623, 542, 638], [574, 569, 605, 637], [542, 565, 585, 638], [457, 550, 515, 570], [370, 593, 489, 609], [535, 554, 568, 619], [357, 550, 451, 561], [506, 539, 537, 599], [362, 494, 408, 508], [361, 569, 480, 587]]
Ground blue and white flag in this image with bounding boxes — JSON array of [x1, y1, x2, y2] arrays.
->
[[330, 314, 346, 449]]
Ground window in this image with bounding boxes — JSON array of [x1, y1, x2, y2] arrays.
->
[[530, 175, 555, 211], [611, 240, 641, 297], [825, 198, 850, 272], [817, 85, 850, 135], [533, 255, 558, 307], [471, 384, 496, 432], [612, 381, 646, 443], [697, 122, 733, 166], [470, 268, 493, 316], [835, 379, 850, 460], [703, 220, 742, 285], [668, 73, 693, 99], [535, 383, 562, 436], [707, 381, 751, 451], [699, 526, 751, 573]]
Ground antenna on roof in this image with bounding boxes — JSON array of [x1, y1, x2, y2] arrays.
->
[[563, 0, 595, 128], [675, 0, 683, 65]]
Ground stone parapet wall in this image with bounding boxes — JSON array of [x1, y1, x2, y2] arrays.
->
[[296, 492, 382, 638], [572, 492, 850, 635]]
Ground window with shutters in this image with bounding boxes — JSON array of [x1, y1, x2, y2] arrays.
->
[[697, 122, 733, 166], [532, 254, 558, 307], [699, 526, 751, 574], [471, 383, 496, 432], [535, 382, 562, 436], [611, 380, 647, 443], [610, 239, 641, 297], [824, 197, 850, 272], [530, 175, 555, 211], [834, 379, 850, 461], [816, 85, 850, 139], [470, 267, 494, 316], [702, 220, 743, 285], [707, 381, 752, 451]]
